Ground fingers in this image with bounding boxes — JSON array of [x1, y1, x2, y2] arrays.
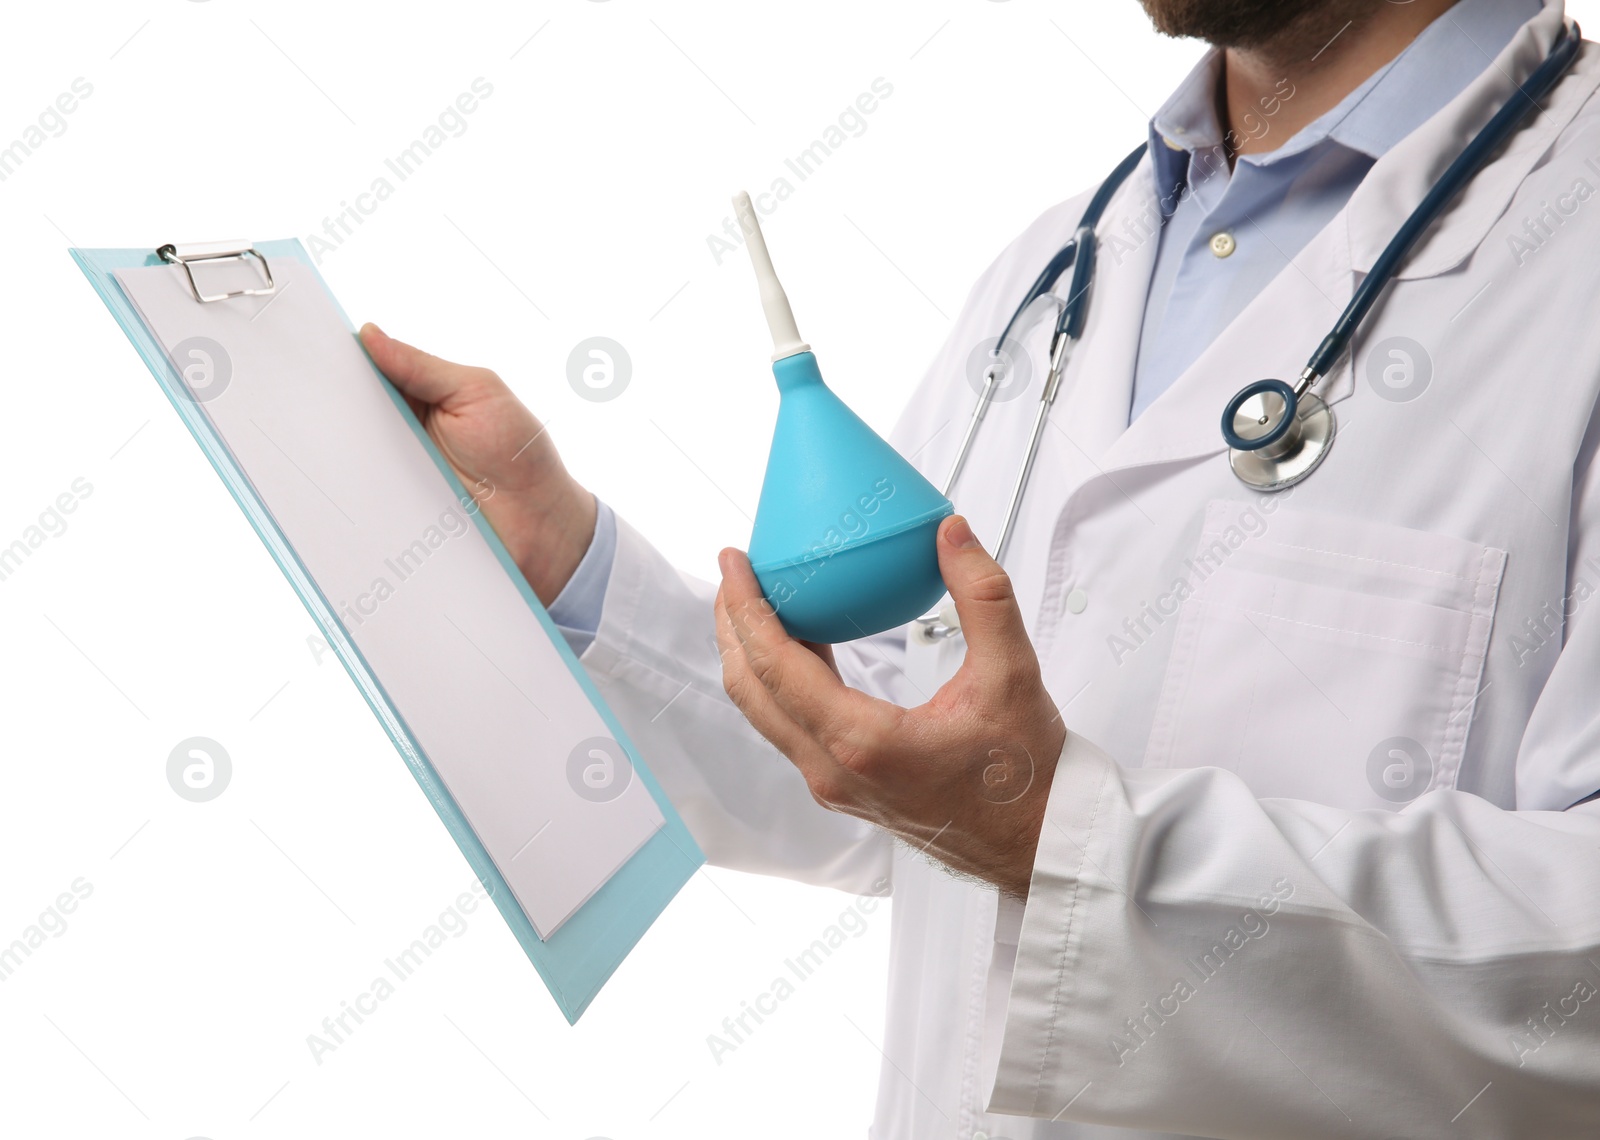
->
[[798, 638, 841, 681], [937, 515, 1038, 691], [716, 548, 885, 772], [714, 579, 846, 802], [359, 323, 502, 409], [714, 579, 804, 751]]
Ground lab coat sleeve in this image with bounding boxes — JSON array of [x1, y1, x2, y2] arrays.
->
[[990, 448, 1600, 1136], [577, 513, 892, 894], [991, 740, 1600, 1136]]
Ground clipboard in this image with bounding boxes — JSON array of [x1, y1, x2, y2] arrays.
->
[[72, 238, 704, 1023]]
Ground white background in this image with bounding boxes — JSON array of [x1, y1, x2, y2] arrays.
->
[[4, 2, 1588, 1138]]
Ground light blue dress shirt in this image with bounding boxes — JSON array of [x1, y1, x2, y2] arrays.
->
[[551, 0, 1537, 652], [548, 498, 617, 656], [1131, 0, 1537, 419]]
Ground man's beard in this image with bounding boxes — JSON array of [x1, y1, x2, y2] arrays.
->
[[1139, 0, 1372, 49]]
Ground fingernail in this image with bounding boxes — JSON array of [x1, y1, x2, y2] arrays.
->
[[361, 322, 385, 342], [717, 548, 735, 575], [946, 515, 980, 549]]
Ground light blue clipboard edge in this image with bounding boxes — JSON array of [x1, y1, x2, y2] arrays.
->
[[72, 239, 704, 1024]]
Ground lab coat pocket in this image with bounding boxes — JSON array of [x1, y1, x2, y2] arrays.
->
[[1142, 500, 1506, 808]]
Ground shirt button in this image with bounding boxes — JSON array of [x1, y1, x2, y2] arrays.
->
[[1065, 588, 1088, 615], [1209, 231, 1237, 258]]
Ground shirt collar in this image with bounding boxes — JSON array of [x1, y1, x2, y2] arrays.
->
[[1147, 0, 1543, 211]]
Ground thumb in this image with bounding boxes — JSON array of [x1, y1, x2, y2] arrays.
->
[[938, 515, 1035, 681], [359, 323, 498, 409]]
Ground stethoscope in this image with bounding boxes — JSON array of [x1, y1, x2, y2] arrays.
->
[[914, 22, 1582, 644]]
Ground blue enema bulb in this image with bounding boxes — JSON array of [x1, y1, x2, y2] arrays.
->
[[733, 192, 952, 643]]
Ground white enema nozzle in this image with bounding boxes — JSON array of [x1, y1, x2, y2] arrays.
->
[[734, 191, 810, 361]]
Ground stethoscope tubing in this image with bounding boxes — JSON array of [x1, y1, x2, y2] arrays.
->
[[1312, 21, 1583, 380]]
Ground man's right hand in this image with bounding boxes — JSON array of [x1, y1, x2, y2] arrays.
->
[[359, 323, 597, 606]]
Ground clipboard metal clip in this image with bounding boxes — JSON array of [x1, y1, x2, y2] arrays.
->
[[157, 240, 276, 304]]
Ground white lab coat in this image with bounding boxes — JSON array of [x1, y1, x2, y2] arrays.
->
[[581, 2, 1600, 1135]]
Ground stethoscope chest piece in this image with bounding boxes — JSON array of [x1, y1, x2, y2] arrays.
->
[[1223, 377, 1335, 492]]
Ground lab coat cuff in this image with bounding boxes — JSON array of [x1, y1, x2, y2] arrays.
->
[[986, 729, 1125, 1119]]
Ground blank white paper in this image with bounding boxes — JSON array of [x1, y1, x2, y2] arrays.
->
[[114, 257, 664, 940]]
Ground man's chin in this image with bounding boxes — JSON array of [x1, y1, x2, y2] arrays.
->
[[1139, 0, 1345, 48]]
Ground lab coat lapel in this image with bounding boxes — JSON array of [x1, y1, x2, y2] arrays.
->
[[1346, 0, 1595, 280]]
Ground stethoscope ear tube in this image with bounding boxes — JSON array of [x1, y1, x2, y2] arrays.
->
[[1060, 225, 1097, 341], [992, 240, 1080, 365], [1303, 22, 1582, 383], [913, 143, 1148, 643]]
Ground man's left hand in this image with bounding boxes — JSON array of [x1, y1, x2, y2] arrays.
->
[[715, 514, 1067, 899]]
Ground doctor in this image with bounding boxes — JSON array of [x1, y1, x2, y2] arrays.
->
[[362, 0, 1600, 1134]]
